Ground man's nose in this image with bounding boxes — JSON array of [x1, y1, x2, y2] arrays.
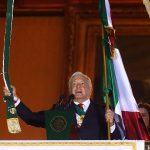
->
[[76, 83, 82, 88]]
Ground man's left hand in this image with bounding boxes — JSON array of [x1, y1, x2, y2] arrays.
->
[[105, 109, 115, 127]]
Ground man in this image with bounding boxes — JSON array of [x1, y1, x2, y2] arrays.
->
[[3, 72, 122, 140], [138, 102, 150, 135]]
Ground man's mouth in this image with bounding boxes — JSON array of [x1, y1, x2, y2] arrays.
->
[[75, 91, 82, 94]]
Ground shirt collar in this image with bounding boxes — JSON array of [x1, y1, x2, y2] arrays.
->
[[74, 99, 90, 112]]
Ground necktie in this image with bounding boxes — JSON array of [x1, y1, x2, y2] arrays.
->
[[78, 103, 84, 110]]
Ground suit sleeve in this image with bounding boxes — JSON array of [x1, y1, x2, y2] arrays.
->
[[16, 102, 45, 128], [111, 123, 122, 139]]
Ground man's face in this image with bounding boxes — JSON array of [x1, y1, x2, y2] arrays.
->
[[139, 107, 149, 130], [71, 76, 91, 103]]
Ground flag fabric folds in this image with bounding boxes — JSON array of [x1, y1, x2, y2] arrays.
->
[[99, 0, 150, 140]]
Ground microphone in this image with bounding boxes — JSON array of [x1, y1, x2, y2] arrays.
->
[[58, 95, 65, 105], [66, 94, 75, 108], [54, 95, 65, 109]]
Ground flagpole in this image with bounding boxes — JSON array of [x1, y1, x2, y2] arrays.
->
[[102, 26, 111, 140]]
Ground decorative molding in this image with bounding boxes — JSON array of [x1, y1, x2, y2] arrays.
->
[[0, 0, 65, 16], [63, 2, 150, 95], [0, 0, 148, 17]]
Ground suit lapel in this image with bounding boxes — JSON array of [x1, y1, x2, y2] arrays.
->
[[68, 101, 97, 129], [80, 101, 96, 128]]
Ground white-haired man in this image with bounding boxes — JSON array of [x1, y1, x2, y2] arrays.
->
[[3, 72, 122, 140]]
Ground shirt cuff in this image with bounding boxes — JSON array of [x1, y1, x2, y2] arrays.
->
[[14, 96, 21, 107], [110, 123, 116, 133]]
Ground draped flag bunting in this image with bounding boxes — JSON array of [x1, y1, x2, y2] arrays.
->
[[2, 0, 21, 133], [99, 0, 150, 140]]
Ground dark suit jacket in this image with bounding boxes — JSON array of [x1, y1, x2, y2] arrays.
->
[[16, 101, 121, 140]]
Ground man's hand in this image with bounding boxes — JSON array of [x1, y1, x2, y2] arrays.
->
[[3, 85, 17, 96], [105, 109, 115, 127], [3, 85, 20, 105]]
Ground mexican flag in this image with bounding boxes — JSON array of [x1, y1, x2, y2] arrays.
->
[[99, 0, 150, 140]]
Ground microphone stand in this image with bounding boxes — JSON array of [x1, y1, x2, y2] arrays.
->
[[65, 94, 75, 109], [54, 95, 65, 109]]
